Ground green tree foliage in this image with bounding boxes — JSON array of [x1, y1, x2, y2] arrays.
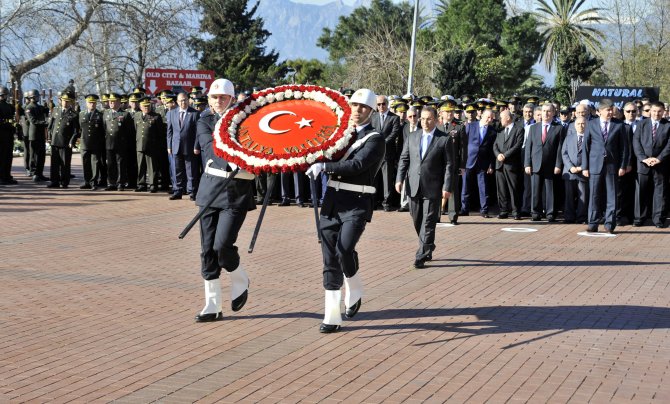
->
[[434, 47, 478, 96], [317, 0, 414, 61], [432, 1, 542, 96], [189, 0, 284, 91], [284, 59, 328, 85], [559, 43, 602, 83], [534, 0, 605, 70], [434, 0, 506, 49]]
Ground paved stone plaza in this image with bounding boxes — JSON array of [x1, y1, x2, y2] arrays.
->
[[1, 156, 670, 403]]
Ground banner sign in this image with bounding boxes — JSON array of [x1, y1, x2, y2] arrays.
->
[[575, 86, 661, 108], [144, 68, 216, 95]]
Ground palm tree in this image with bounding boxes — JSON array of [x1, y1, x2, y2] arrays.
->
[[534, 0, 605, 70]]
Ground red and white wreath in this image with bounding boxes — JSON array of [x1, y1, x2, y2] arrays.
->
[[212, 84, 354, 174]]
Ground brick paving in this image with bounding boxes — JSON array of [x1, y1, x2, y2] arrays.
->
[[1, 155, 670, 403]]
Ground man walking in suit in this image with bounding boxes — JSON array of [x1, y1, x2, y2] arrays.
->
[[583, 99, 629, 233], [524, 103, 565, 221], [461, 109, 495, 217], [371, 95, 401, 211], [561, 116, 589, 223], [493, 110, 524, 219], [167, 92, 201, 200], [632, 101, 670, 228], [396, 106, 453, 269]]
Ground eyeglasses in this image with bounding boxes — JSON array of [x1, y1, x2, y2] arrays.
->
[[407, 115, 416, 118], [624, 110, 636, 113], [377, 103, 387, 106], [643, 109, 651, 112]]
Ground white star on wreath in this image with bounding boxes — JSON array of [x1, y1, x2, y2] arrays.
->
[[295, 117, 313, 129]]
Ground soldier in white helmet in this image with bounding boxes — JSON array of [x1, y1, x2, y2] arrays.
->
[[193, 78, 256, 322], [306, 89, 385, 333]]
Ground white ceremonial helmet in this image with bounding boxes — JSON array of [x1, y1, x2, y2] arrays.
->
[[348, 89, 377, 109], [209, 79, 235, 97]]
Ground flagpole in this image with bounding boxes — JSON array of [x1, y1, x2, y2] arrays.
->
[[406, 0, 419, 95]]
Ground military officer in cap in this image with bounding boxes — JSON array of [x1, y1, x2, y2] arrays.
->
[[23, 90, 49, 182], [47, 89, 79, 188], [189, 86, 203, 106], [103, 93, 134, 191], [438, 101, 467, 223], [0, 86, 16, 185], [73, 94, 105, 189], [194, 78, 253, 322], [133, 97, 162, 192], [306, 88, 385, 333]]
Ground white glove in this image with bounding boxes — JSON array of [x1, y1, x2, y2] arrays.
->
[[227, 162, 238, 170], [306, 163, 325, 180]]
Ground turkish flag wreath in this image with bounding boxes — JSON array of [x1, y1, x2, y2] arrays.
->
[[212, 84, 354, 174]]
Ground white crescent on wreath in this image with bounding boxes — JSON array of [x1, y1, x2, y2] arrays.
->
[[212, 84, 355, 174]]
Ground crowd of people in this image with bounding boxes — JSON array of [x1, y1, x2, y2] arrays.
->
[[1, 84, 669, 232]]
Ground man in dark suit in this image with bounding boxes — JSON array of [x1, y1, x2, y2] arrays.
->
[[583, 99, 629, 233], [397, 106, 421, 212], [167, 92, 201, 200], [306, 89, 385, 333], [561, 116, 589, 223], [461, 109, 496, 217], [493, 110, 524, 219], [618, 102, 639, 224], [524, 103, 565, 221], [396, 106, 453, 269], [194, 78, 254, 323], [73, 94, 105, 189], [632, 101, 670, 228], [438, 103, 467, 223], [371, 95, 401, 211]]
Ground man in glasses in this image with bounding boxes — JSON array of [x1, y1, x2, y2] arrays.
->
[[371, 95, 401, 211], [398, 106, 421, 212], [619, 102, 639, 225]]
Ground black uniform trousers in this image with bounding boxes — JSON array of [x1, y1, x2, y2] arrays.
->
[[81, 149, 104, 186], [617, 171, 635, 223], [106, 149, 126, 187], [379, 160, 397, 208], [50, 146, 72, 186], [137, 151, 159, 188], [635, 169, 666, 225], [496, 166, 520, 216], [564, 179, 589, 222], [531, 172, 555, 218], [199, 206, 248, 280], [0, 131, 13, 180], [320, 210, 366, 290], [29, 140, 46, 177], [23, 139, 31, 173], [409, 195, 441, 262], [447, 174, 463, 221]]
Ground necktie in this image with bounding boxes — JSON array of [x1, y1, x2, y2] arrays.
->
[[420, 133, 431, 159], [652, 122, 658, 141], [542, 124, 547, 143], [179, 111, 185, 128], [577, 135, 583, 152], [480, 126, 486, 142], [602, 121, 608, 141], [505, 127, 510, 140], [380, 113, 385, 127]]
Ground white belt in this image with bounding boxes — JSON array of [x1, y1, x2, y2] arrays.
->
[[327, 179, 376, 194], [205, 160, 255, 180]]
